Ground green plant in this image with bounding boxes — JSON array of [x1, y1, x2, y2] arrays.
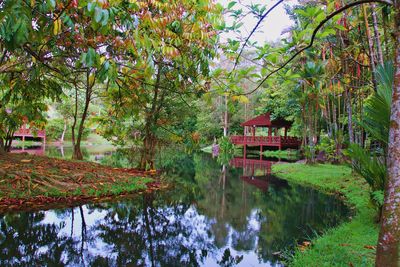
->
[[345, 62, 393, 210], [218, 136, 235, 154], [346, 144, 386, 193], [316, 136, 340, 162]]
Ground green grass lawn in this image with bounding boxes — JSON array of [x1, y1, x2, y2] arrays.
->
[[272, 163, 379, 267]]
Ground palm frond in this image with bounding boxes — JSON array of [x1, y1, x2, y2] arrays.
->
[[359, 62, 393, 146], [346, 144, 386, 192]]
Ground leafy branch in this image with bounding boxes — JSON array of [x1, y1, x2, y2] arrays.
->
[[236, 0, 393, 96]]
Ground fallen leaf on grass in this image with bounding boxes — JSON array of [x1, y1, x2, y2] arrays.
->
[[363, 245, 376, 250], [339, 243, 351, 247], [297, 241, 312, 252], [20, 159, 32, 163]]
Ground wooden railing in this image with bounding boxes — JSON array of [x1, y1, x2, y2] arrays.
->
[[231, 135, 278, 145], [230, 135, 301, 147], [280, 136, 301, 145], [14, 129, 46, 138]]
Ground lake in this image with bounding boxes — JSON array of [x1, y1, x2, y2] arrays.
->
[[2, 146, 351, 266]]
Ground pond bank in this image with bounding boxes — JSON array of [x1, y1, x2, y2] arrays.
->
[[0, 153, 161, 213], [273, 163, 378, 266]]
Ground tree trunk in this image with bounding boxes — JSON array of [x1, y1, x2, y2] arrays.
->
[[223, 93, 228, 137], [0, 144, 5, 155], [371, 3, 384, 66], [72, 71, 93, 160], [139, 66, 162, 170], [346, 88, 354, 145], [363, 4, 378, 92], [2, 129, 14, 153], [60, 119, 67, 143], [376, 3, 400, 265], [71, 84, 78, 157], [382, 6, 390, 60], [139, 122, 156, 170]]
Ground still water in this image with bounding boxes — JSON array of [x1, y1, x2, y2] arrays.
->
[[2, 147, 350, 266]]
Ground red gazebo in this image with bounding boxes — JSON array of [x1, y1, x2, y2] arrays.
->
[[230, 112, 300, 151]]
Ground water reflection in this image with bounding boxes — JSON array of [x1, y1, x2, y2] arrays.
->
[[0, 153, 350, 266], [10, 145, 46, 156]]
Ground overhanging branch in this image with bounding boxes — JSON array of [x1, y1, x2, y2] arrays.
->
[[230, 0, 284, 75], [238, 0, 392, 96]]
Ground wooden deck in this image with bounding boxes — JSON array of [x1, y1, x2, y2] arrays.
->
[[230, 135, 300, 149], [13, 128, 46, 142]]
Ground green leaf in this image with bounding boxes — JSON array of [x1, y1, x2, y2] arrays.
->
[[334, 24, 347, 31], [85, 48, 96, 67], [227, 1, 237, 9], [94, 7, 103, 23], [47, 0, 56, 9], [101, 10, 109, 26]]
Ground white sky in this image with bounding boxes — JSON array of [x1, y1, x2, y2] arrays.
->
[[218, 0, 297, 44]]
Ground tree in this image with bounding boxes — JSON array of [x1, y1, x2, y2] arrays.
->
[[0, 1, 65, 152], [376, 1, 400, 264], [97, 0, 223, 169]]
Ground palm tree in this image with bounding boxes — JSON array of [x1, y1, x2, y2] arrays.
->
[[346, 62, 393, 210]]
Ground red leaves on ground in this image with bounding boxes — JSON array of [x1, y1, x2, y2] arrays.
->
[[0, 153, 164, 213]]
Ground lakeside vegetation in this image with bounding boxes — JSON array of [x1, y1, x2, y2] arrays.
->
[[273, 163, 378, 266]]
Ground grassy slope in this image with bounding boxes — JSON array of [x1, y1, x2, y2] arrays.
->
[[272, 163, 378, 267]]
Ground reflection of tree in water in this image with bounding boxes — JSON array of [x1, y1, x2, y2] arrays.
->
[[192, 153, 349, 264], [94, 194, 218, 266], [0, 212, 78, 266]]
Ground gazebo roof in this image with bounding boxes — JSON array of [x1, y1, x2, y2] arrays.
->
[[241, 112, 292, 128]]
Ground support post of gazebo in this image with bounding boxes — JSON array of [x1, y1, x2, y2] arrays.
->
[[268, 127, 272, 142]]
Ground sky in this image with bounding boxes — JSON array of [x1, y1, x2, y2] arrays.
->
[[218, 0, 297, 44]]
